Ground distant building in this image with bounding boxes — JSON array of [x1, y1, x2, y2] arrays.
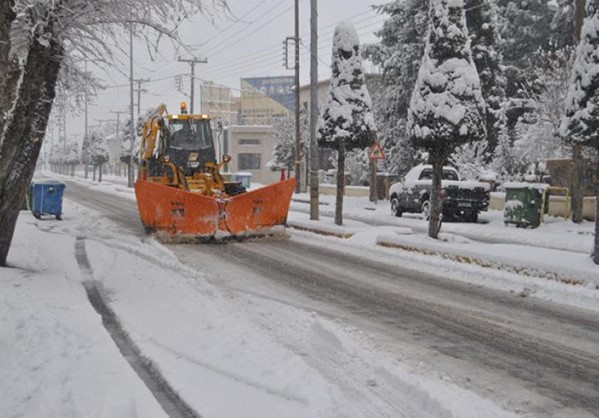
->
[[224, 74, 382, 184], [201, 82, 238, 125], [225, 125, 280, 185]]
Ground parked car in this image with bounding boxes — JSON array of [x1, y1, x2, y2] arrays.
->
[[389, 165, 490, 222]]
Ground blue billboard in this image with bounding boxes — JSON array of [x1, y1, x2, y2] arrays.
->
[[242, 76, 296, 111]]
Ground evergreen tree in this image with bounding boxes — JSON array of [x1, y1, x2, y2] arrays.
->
[[89, 131, 109, 182], [80, 134, 91, 179], [466, 0, 505, 152], [491, 104, 519, 180], [269, 110, 309, 177], [64, 141, 80, 177], [318, 21, 376, 225], [364, 0, 428, 178], [407, 0, 486, 238], [560, 0, 599, 263]]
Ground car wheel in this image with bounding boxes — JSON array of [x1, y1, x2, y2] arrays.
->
[[467, 211, 478, 223], [421, 200, 431, 221], [390, 197, 403, 217]]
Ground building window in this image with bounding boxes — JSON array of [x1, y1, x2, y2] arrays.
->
[[238, 138, 261, 145], [238, 153, 261, 170]]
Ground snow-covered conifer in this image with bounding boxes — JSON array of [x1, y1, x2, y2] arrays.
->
[[364, 0, 428, 178], [407, 0, 486, 238], [318, 22, 376, 151], [560, 0, 599, 264], [318, 21, 376, 225], [490, 104, 518, 180], [466, 0, 505, 152]]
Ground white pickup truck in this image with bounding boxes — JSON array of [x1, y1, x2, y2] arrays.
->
[[389, 164, 491, 222]]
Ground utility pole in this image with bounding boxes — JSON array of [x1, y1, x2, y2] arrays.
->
[[128, 23, 135, 188], [178, 57, 208, 113], [309, 0, 319, 219], [571, 0, 585, 223], [294, 0, 301, 193], [134, 78, 150, 117]]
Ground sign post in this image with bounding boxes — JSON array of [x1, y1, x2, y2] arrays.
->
[[368, 143, 386, 204]]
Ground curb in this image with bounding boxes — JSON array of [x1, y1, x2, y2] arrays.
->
[[287, 223, 592, 288]]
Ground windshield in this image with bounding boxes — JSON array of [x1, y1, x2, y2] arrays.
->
[[169, 119, 213, 151], [418, 169, 459, 181]]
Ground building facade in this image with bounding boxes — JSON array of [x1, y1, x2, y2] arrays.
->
[[226, 125, 280, 185]]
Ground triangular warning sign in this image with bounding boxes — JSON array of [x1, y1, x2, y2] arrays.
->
[[369, 143, 385, 160]]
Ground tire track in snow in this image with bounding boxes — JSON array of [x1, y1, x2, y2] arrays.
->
[[74, 237, 201, 418]]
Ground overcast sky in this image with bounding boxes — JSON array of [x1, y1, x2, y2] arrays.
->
[[62, 0, 385, 139]]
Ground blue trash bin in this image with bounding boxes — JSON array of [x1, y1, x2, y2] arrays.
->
[[29, 181, 66, 220]]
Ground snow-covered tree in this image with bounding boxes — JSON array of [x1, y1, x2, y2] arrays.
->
[[0, 0, 227, 266], [120, 115, 144, 182], [318, 21, 377, 225], [64, 140, 80, 177], [81, 134, 92, 179], [491, 104, 519, 180], [345, 149, 370, 186], [467, 0, 505, 152], [364, 0, 428, 178], [449, 141, 489, 181], [269, 110, 309, 178], [511, 46, 575, 169], [407, 0, 486, 238], [89, 131, 109, 182], [560, 0, 599, 264]]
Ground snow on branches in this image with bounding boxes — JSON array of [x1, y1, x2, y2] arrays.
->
[[407, 0, 486, 158], [561, 0, 599, 150], [318, 21, 376, 151]]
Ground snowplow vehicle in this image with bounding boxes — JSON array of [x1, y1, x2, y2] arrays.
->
[[134, 103, 296, 240]]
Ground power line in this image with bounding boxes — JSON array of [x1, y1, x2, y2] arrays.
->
[[192, 0, 283, 50]]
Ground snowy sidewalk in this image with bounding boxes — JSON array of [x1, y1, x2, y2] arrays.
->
[[0, 214, 166, 418]]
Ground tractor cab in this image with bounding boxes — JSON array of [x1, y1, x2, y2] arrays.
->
[[165, 110, 216, 176]]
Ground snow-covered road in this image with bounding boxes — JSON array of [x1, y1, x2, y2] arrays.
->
[[46, 176, 599, 417]]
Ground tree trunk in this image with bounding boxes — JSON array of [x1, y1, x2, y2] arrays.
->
[[369, 159, 376, 203], [84, 164, 89, 179], [594, 165, 599, 264], [70, 165, 75, 177], [93, 165, 96, 181], [0, 0, 17, 137], [429, 156, 443, 239], [571, 143, 584, 223], [98, 163, 103, 182], [335, 138, 346, 226], [0, 35, 63, 266]]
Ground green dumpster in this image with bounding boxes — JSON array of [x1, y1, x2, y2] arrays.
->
[[503, 183, 549, 228]]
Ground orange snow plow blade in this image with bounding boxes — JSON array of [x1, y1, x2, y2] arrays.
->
[[134, 178, 296, 240]]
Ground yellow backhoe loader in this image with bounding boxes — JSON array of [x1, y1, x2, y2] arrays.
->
[[134, 103, 296, 240]]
